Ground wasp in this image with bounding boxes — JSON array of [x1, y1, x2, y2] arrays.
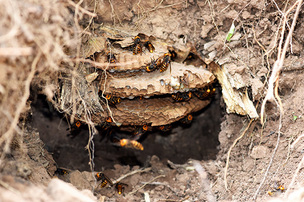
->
[[105, 94, 121, 106], [133, 43, 142, 55], [133, 35, 141, 44], [104, 116, 113, 128], [193, 85, 216, 100], [186, 52, 195, 60], [96, 172, 113, 188], [159, 53, 171, 72], [106, 51, 117, 69], [67, 120, 83, 137], [106, 116, 113, 123], [115, 182, 128, 195], [133, 124, 150, 140], [119, 139, 144, 150], [267, 182, 285, 196], [277, 185, 285, 192], [146, 58, 159, 72], [158, 124, 172, 132], [144, 41, 155, 53], [100, 116, 114, 133], [268, 191, 274, 196], [168, 49, 177, 61], [55, 168, 70, 175], [75, 121, 81, 128], [172, 92, 192, 102], [106, 52, 117, 64], [180, 114, 193, 125], [133, 36, 142, 55]]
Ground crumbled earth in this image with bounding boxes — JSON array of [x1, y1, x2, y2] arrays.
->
[[1, 0, 304, 202]]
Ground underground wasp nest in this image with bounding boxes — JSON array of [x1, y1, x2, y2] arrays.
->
[[57, 31, 216, 150]]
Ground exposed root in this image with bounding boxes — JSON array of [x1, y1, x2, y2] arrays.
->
[[286, 150, 304, 196], [112, 167, 152, 184], [283, 134, 304, 195], [224, 119, 255, 190], [253, 114, 282, 200], [291, 133, 304, 150], [67, 0, 97, 17], [256, 0, 303, 200], [260, 0, 302, 124], [128, 174, 165, 195]]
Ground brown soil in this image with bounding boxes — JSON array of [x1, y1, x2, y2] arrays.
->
[[1, 0, 304, 202]]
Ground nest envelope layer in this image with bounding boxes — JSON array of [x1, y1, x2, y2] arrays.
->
[[104, 97, 211, 126], [102, 62, 215, 98], [59, 32, 216, 127]]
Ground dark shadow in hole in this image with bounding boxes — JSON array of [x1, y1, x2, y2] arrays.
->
[[31, 88, 223, 171]]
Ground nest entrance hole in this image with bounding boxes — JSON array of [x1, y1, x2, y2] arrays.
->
[[30, 92, 222, 171]]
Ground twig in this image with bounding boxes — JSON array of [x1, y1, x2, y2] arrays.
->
[[67, 0, 97, 17], [112, 167, 151, 184], [108, 0, 122, 25], [83, 0, 98, 33], [291, 133, 304, 150], [128, 174, 165, 195], [253, 125, 282, 201], [148, 0, 164, 12], [224, 119, 254, 190], [286, 152, 304, 196]]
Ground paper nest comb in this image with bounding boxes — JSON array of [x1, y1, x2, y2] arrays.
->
[[58, 32, 216, 127]]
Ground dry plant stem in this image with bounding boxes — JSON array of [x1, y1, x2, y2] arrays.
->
[[99, 61, 116, 123], [224, 119, 254, 190], [286, 152, 304, 196], [70, 0, 83, 124], [83, 0, 97, 33], [112, 167, 152, 184], [260, 0, 302, 124], [253, 114, 282, 200], [291, 133, 304, 149], [255, 2, 302, 199], [254, 2, 301, 198], [67, 0, 97, 17], [128, 175, 165, 195], [0, 52, 40, 154], [87, 124, 97, 188], [71, 0, 97, 179]]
